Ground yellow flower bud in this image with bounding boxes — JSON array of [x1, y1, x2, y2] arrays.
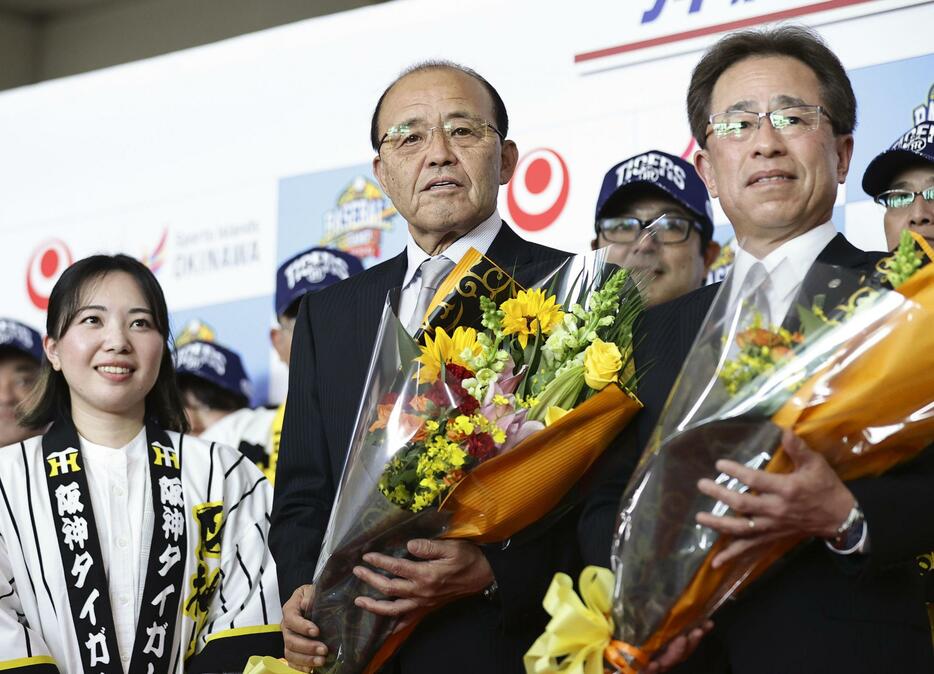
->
[[583, 338, 622, 390], [544, 405, 570, 427]]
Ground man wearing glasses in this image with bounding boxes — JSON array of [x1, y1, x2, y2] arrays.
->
[[591, 150, 720, 306], [863, 118, 934, 646], [862, 120, 934, 250], [581, 26, 934, 673], [270, 62, 578, 673]]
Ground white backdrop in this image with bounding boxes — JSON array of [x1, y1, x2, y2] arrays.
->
[[1, 0, 931, 404]]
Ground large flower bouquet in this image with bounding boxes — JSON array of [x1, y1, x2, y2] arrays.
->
[[525, 231, 934, 673], [309, 247, 645, 674]]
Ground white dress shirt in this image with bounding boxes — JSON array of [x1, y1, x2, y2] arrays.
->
[[727, 222, 837, 326], [79, 427, 151, 672], [398, 210, 502, 327]]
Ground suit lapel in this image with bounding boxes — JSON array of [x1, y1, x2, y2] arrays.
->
[[352, 251, 407, 360], [485, 221, 533, 275], [782, 233, 877, 331]]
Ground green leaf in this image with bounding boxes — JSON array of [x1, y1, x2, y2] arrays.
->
[[796, 302, 827, 336]]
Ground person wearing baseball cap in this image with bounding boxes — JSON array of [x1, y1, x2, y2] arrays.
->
[[176, 338, 277, 474], [862, 120, 934, 251], [591, 149, 720, 306], [0, 318, 42, 446], [270, 247, 364, 367], [265, 247, 363, 484], [863, 116, 934, 651]]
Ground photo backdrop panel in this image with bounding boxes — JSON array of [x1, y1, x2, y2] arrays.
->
[[0, 0, 930, 404]]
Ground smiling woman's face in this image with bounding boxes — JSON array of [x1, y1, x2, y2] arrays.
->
[[44, 271, 164, 423]]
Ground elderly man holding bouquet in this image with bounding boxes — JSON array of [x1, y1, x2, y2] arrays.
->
[[270, 61, 584, 674]]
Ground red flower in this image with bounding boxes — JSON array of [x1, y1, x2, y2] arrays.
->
[[445, 363, 474, 385], [380, 391, 400, 406], [466, 432, 496, 462], [423, 365, 479, 414], [456, 392, 479, 415], [424, 384, 449, 409]]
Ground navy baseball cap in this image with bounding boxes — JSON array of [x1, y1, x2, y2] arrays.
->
[[275, 247, 363, 317], [0, 318, 42, 362], [595, 150, 714, 241], [174, 340, 251, 401], [862, 121, 934, 197]]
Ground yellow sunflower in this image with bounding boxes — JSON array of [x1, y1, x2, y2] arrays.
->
[[500, 288, 565, 349], [415, 326, 482, 383]]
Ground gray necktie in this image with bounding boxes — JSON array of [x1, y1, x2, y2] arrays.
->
[[742, 261, 773, 327], [407, 256, 455, 334]]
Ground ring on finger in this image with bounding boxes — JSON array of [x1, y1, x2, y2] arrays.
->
[[747, 517, 756, 530]]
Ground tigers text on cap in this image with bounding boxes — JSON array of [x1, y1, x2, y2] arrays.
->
[[0, 318, 42, 362], [595, 150, 714, 241], [175, 340, 251, 401], [862, 121, 934, 197], [275, 247, 364, 316]]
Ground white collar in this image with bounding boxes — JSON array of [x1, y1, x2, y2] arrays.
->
[[79, 425, 148, 459], [401, 210, 502, 290], [731, 221, 837, 307]]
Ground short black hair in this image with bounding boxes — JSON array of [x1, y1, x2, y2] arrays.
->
[[17, 254, 188, 432], [687, 25, 856, 148], [280, 298, 303, 321], [177, 374, 248, 412], [370, 60, 509, 151]]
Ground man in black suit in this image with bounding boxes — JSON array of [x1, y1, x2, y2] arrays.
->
[[270, 62, 577, 673], [581, 26, 934, 673]]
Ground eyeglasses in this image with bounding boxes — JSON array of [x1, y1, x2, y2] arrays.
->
[[707, 105, 830, 142], [596, 213, 702, 244], [378, 118, 504, 156], [874, 186, 934, 209]]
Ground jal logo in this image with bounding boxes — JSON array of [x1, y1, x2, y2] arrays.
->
[[27, 239, 73, 310], [506, 148, 570, 232], [642, 0, 754, 24]]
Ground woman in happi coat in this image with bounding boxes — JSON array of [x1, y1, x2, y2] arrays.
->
[[0, 254, 283, 673]]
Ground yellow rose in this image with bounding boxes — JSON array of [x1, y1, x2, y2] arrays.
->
[[583, 338, 622, 390]]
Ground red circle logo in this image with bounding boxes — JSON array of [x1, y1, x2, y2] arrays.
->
[[27, 239, 73, 310], [507, 148, 570, 231]]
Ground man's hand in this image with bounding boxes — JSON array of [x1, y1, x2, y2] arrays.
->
[[352, 539, 494, 619], [281, 584, 329, 672], [645, 620, 714, 673], [695, 429, 855, 568]]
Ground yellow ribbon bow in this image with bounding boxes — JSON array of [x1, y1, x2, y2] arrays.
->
[[242, 656, 306, 674], [524, 566, 615, 674]]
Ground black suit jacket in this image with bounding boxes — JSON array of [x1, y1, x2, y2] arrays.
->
[[579, 234, 934, 673], [270, 222, 576, 674]]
